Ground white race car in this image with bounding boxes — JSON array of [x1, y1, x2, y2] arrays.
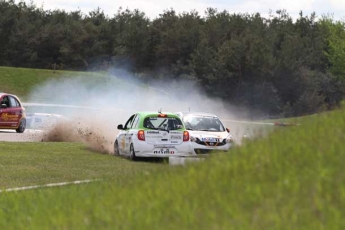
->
[[114, 111, 194, 160], [175, 112, 234, 154], [26, 113, 68, 130]]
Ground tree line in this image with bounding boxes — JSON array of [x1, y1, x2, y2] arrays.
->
[[1, 0, 345, 117]]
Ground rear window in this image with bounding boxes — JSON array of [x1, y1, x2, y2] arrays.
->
[[143, 116, 183, 130]]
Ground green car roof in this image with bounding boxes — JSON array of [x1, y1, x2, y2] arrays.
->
[[135, 111, 180, 118], [134, 111, 185, 130]]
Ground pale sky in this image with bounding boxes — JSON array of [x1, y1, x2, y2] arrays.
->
[[24, 0, 345, 21]]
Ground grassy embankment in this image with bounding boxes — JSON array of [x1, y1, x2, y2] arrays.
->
[[0, 66, 127, 97], [0, 66, 105, 100], [1, 66, 344, 229], [0, 104, 344, 229]]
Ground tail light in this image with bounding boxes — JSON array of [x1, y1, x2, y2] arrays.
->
[[138, 130, 145, 141], [183, 131, 189, 142], [158, 113, 167, 118]]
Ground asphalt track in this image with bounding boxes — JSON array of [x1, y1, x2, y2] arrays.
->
[[0, 129, 44, 142], [1, 102, 288, 151]]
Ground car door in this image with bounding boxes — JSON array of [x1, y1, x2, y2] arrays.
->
[[117, 114, 135, 155], [0, 95, 21, 128], [0, 95, 7, 127], [8, 96, 23, 127], [124, 114, 139, 155]]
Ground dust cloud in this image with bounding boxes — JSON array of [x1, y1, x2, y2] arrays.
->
[[27, 69, 255, 153]]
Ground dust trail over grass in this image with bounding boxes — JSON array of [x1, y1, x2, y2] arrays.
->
[[27, 69, 263, 153], [40, 115, 118, 154]]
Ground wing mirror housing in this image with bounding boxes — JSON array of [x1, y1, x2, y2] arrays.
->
[[117, 124, 124, 130]]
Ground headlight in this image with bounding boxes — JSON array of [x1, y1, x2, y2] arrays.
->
[[226, 137, 234, 143]]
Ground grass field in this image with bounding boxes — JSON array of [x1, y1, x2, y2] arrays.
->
[[0, 105, 344, 229], [1, 66, 345, 229], [0, 142, 166, 189], [0, 66, 125, 101]]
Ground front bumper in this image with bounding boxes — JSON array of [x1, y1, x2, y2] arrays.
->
[[191, 142, 232, 154]]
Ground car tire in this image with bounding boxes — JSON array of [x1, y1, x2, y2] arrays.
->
[[129, 143, 137, 161], [114, 140, 120, 156], [16, 119, 26, 133]]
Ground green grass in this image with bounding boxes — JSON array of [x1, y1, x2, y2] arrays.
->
[[0, 142, 166, 188], [1, 66, 344, 229], [0, 66, 123, 101], [0, 106, 344, 229]]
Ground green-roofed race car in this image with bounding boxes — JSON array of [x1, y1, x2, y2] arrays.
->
[[114, 111, 194, 160]]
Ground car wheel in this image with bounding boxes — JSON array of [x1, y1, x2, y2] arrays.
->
[[16, 119, 26, 133], [129, 144, 137, 161], [114, 140, 120, 156]]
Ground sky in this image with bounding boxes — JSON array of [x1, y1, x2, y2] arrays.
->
[[24, 0, 345, 21]]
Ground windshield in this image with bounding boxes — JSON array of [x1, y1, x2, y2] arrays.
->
[[143, 117, 183, 131], [183, 115, 225, 132]]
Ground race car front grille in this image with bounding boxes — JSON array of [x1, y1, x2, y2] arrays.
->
[[195, 138, 226, 147], [194, 148, 228, 154], [194, 149, 214, 154]]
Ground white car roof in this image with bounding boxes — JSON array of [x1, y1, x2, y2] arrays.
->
[[176, 111, 219, 118]]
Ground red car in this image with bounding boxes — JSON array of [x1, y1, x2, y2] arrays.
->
[[0, 92, 26, 133]]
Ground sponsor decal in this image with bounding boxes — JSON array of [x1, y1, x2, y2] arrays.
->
[[170, 131, 181, 134], [147, 131, 159, 134], [171, 135, 182, 140], [121, 138, 125, 149], [1, 113, 19, 121], [146, 135, 163, 138], [153, 149, 175, 154], [201, 137, 220, 143], [154, 145, 174, 148]]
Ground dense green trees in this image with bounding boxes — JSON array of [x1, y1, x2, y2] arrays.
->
[[0, 0, 344, 117]]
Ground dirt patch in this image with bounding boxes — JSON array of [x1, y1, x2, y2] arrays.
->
[[41, 121, 82, 142], [41, 115, 119, 154]]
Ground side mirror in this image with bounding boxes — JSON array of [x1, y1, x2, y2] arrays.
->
[[1, 103, 7, 108], [226, 128, 230, 133], [117, 124, 124, 130]]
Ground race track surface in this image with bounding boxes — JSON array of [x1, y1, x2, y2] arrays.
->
[[0, 129, 45, 142]]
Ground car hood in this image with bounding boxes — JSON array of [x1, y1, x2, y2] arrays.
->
[[188, 131, 232, 139]]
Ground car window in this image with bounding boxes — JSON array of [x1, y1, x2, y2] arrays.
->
[[0, 96, 10, 108], [130, 115, 139, 129], [143, 117, 183, 130], [9, 96, 20, 107], [183, 115, 225, 132], [124, 114, 136, 129]]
